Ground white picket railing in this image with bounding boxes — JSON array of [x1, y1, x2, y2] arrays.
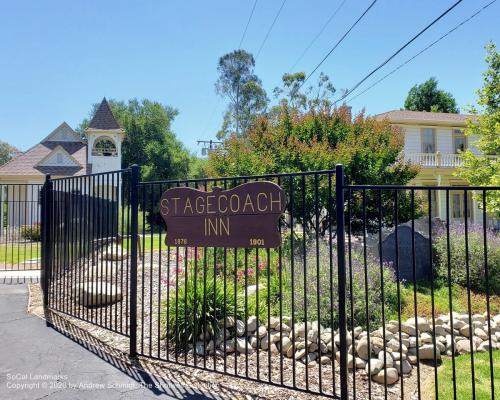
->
[[405, 152, 497, 167]]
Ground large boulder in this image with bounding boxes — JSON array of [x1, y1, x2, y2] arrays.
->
[[418, 344, 441, 360], [72, 282, 122, 306], [372, 368, 399, 385], [102, 246, 128, 261]]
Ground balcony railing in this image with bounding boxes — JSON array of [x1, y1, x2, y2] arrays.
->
[[405, 152, 497, 167]]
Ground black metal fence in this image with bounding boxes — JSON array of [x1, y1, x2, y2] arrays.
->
[[42, 165, 499, 400], [0, 183, 43, 271], [44, 170, 132, 336]]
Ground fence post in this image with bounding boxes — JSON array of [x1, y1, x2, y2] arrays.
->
[[129, 165, 140, 359], [335, 164, 348, 399], [41, 174, 52, 308]]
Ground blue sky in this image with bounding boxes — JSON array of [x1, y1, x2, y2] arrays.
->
[[1, 0, 498, 154]]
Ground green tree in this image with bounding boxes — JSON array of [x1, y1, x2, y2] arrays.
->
[[404, 77, 459, 113], [0, 140, 19, 166], [208, 74, 419, 232], [457, 43, 500, 214], [79, 98, 192, 182], [215, 50, 268, 139], [273, 72, 335, 110]]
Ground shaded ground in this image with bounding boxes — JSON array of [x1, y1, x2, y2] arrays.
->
[[0, 284, 217, 400]]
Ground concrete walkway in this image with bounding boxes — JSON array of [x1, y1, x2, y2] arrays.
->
[[0, 269, 40, 284], [0, 284, 214, 400]]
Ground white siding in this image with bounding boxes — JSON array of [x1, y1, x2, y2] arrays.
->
[[436, 127, 453, 153], [403, 126, 420, 154], [87, 132, 123, 174]]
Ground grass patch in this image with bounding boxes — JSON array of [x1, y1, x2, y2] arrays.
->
[[0, 243, 40, 264], [122, 233, 166, 252], [386, 281, 500, 321], [423, 351, 499, 399]]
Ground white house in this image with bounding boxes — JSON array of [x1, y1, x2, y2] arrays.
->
[[375, 110, 497, 226], [0, 98, 124, 232]]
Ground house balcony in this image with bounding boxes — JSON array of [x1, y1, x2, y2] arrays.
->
[[405, 152, 497, 168]]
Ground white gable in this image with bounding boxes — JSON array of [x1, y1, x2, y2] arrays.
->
[[42, 122, 82, 143], [36, 146, 81, 167]]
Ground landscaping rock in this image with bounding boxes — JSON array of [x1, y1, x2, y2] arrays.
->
[[355, 357, 366, 369], [418, 344, 441, 360], [281, 337, 292, 354], [459, 325, 471, 338], [356, 338, 371, 360], [257, 325, 267, 338], [236, 319, 245, 336], [475, 328, 488, 341], [236, 338, 253, 354], [365, 359, 384, 375], [195, 342, 205, 355], [456, 339, 475, 354], [372, 368, 399, 385], [320, 356, 331, 365], [394, 359, 412, 375], [378, 351, 394, 367], [102, 246, 128, 261], [247, 316, 258, 332], [295, 349, 306, 360], [73, 282, 122, 306], [401, 323, 416, 336]]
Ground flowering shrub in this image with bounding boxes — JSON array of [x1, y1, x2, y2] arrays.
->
[[433, 224, 500, 294], [20, 223, 41, 241], [246, 239, 399, 330]]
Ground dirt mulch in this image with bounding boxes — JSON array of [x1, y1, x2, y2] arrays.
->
[[28, 282, 433, 399]]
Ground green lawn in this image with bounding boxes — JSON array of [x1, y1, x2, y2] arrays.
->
[[122, 233, 166, 252], [387, 281, 500, 321], [0, 243, 40, 265], [423, 351, 499, 400]]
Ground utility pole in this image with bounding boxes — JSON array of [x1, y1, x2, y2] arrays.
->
[[197, 140, 223, 157]]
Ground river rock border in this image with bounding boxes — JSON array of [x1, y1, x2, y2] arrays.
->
[[189, 312, 500, 386]]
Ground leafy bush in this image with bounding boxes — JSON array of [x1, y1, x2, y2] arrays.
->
[[163, 267, 243, 351], [20, 224, 41, 241], [433, 224, 500, 295], [246, 238, 399, 330]]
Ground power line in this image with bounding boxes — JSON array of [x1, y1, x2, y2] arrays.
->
[[239, 0, 259, 49], [334, 0, 464, 104], [345, 0, 497, 104], [255, 0, 287, 60], [200, 1, 260, 141], [200, 98, 222, 138], [289, 0, 348, 72], [297, 0, 378, 91]]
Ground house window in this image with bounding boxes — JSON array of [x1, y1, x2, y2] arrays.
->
[[56, 153, 63, 164], [451, 191, 472, 220], [92, 137, 117, 157], [453, 129, 466, 153], [421, 128, 435, 153]]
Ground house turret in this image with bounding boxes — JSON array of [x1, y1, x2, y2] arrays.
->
[[85, 98, 124, 174]]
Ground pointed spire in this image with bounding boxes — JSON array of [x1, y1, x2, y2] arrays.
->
[[88, 97, 120, 130]]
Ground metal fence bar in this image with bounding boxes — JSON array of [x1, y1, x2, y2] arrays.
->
[[39, 164, 499, 400], [335, 165, 348, 400], [129, 165, 140, 358]]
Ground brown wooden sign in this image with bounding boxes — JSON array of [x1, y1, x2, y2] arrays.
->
[[159, 182, 286, 248]]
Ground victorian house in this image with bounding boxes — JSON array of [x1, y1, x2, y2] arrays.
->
[[376, 110, 497, 226], [0, 98, 124, 229]]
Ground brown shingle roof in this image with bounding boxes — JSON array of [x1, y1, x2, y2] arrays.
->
[[88, 98, 120, 130], [374, 110, 475, 126], [0, 141, 87, 177]]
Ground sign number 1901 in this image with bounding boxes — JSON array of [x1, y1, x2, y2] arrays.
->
[[249, 238, 264, 246]]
